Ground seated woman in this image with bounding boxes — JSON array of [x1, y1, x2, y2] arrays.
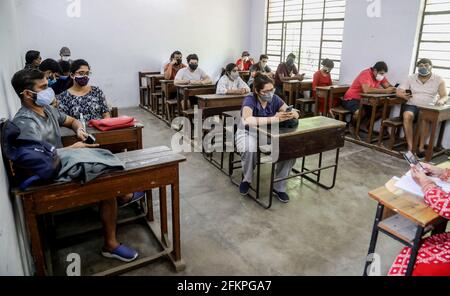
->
[[388, 163, 450, 276], [57, 59, 143, 209], [57, 59, 110, 121], [236, 73, 299, 203], [216, 63, 250, 95], [313, 58, 337, 116]]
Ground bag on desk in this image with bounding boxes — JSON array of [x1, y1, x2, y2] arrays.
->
[[279, 118, 299, 129], [89, 116, 135, 131]]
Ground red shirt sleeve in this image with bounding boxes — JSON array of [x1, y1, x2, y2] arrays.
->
[[424, 187, 450, 220]]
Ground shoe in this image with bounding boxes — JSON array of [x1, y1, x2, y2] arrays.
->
[[273, 190, 290, 203], [416, 151, 426, 159], [239, 182, 250, 195], [102, 244, 139, 262], [119, 192, 145, 208]]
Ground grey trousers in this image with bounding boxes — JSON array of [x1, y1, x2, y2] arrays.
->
[[236, 130, 296, 192]]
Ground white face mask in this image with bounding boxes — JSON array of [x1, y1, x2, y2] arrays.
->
[[376, 74, 384, 81], [61, 56, 70, 62]]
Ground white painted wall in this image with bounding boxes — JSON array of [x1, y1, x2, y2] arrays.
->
[[17, 0, 252, 108], [249, 0, 267, 60]]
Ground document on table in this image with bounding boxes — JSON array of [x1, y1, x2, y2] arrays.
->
[[395, 171, 450, 197]]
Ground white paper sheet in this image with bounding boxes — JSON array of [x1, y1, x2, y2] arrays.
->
[[395, 171, 450, 197]]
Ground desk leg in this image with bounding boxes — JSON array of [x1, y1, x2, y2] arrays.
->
[[146, 190, 154, 222], [315, 94, 320, 116], [413, 111, 423, 154], [437, 120, 447, 150], [23, 197, 46, 276], [355, 104, 364, 141], [171, 180, 181, 263], [159, 186, 169, 247], [363, 203, 384, 276], [289, 90, 294, 107], [378, 102, 389, 146], [324, 94, 329, 117], [366, 103, 377, 144], [405, 226, 424, 276], [425, 116, 439, 162]]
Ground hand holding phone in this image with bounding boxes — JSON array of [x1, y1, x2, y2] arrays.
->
[[84, 134, 96, 145], [285, 105, 294, 112], [403, 151, 431, 175]]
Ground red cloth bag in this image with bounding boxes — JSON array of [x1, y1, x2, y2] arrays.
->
[[89, 116, 135, 131]]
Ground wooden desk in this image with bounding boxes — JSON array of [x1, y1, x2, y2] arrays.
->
[[282, 80, 313, 106], [413, 104, 450, 162], [315, 85, 350, 116], [61, 125, 143, 153], [145, 74, 164, 112], [363, 161, 450, 276], [227, 116, 346, 209], [197, 94, 247, 118], [356, 93, 397, 144], [176, 84, 216, 113], [13, 146, 186, 276]]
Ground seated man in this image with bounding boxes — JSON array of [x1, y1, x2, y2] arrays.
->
[[51, 60, 71, 96], [174, 54, 212, 107], [247, 54, 273, 89], [59, 46, 72, 64], [39, 59, 62, 90], [397, 58, 448, 157], [236, 51, 254, 72], [11, 69, 140, 262], [343, 61, 396, 128], [164, 51, 186, 99], [274, 53, 305, 97], [216, 63, 250, 95], [313, 58, 337, 116], [24, 50, 41, 70]]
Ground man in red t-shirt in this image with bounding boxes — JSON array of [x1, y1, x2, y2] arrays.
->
[[313, 58, 335, 115], [236, 51, 254, 71], [343, 61, 396, 127]]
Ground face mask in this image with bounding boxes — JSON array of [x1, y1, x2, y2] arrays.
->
[[418, 67, 431, 77], [286, 58, 295, 66], [176, 59, 182, 65], [230, 71, 240, 80], [260, 62, 267, 68], [189, 64, 198, 71], [59, 75, 69, 80], [74, 75, 90, 87], [260, 90, 275, 102], [376, 74, 384, 82], [29, 87, 55, 107], [322, 67, 330, 73], [61, 56, 70, 62], [47, 77, 57, 87]]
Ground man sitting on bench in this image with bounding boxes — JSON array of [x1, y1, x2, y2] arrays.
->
[[10, 69, 141, 262]]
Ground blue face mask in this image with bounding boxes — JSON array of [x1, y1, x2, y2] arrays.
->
[[47, 77, 57, 87], [418, 67, 431, 77], [260, 90, 275, 103], [59, 75, 69, 80], [31, 88, 55, 106]]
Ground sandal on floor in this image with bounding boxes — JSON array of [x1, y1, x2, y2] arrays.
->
[[101, 244, 138, 262], [119, 191, 145, 208]]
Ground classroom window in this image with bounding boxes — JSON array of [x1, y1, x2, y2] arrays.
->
[[265, 0, 346, 80], [416, 0, 450, 93]]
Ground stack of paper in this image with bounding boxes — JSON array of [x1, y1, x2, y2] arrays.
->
[[395, 171, 450, 197]]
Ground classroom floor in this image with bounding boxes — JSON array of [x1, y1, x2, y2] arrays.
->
[[51, 107, 449, 276]]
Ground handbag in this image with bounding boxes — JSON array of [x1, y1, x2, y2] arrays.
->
[[89, 116, 135, 131]]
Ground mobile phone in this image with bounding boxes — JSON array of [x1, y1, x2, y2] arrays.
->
[[286, 105, 294, 112], [403, 151, 426, 172], [84, 134, 96, 145]]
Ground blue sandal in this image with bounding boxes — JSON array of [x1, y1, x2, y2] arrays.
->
[[119, 192, 145, 208], [101, 244, 139, 262]]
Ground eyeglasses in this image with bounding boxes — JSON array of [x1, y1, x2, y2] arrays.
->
[[260, 88, 274, 95], [74, 71, 92, 76]]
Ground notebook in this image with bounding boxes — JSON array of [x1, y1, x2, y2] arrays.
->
[[395, 171, 450, 197]]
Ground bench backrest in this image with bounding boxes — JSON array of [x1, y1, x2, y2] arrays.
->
[[139, 71, 160, 88]]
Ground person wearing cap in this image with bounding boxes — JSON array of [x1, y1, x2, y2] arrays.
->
[[397, 58, 448, 157], [236, 51, 254, 71], [59, 46, 72, 63], [24, 50, 41, 70], [274, 53, 305, 97], [313, 58, 336, 115]]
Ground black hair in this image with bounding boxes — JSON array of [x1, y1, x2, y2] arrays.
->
[[253, 73, 274, 93], [186, 54, 199, 63], [11, 69, 45, 99], [25, 50, 40, 64], [170, 50, 182, 59], [321, 58, 334, 69], [39, 59, 62, 74], [70, 59, 90, 74], [287, 53, 296, 60], [259, 54, 269, 61], [220, 63, 237, 77], [58, 60, 71, 74], [242, 51, 250, 57], [417, 58, 432, 67], [373, 61, 388, 73]]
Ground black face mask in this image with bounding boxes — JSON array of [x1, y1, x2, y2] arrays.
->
[[189, 64, 198, 71], [286, 59, 295, 67], [176, 59, 182, 65]]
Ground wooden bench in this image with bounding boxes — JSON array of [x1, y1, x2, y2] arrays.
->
[[379, 117, 404, 150], [138, 71, 159, 109]]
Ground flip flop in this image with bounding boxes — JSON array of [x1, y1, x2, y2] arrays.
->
[[119, 191, 145, 208], [101, 244, 138, 262]]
